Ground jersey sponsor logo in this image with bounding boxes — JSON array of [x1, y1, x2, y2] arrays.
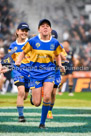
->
[[3, 57, 11, 63], [50, 44, 55, 50], [56, 79, 60, 83], [19, 76, 24, 79], [14, 47, 17, 51], [35, 81, 40, 85], [37, 54, 47, 59], [36, 43, 40, 48]]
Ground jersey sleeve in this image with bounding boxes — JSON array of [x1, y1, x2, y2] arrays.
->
[[55, 42, 64, 55], [61, 48, 67, 57], [22, 41, 32, 54]]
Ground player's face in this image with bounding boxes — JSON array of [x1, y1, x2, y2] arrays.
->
[[38, 22, 52, 38], [16, 29, 29, 40], [62, 42, 70, 51], [0, 51, 5, 59]]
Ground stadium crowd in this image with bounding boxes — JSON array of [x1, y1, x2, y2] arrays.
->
[[62, 15, 91, 70], [0, 0, 91, 94], [0, 0, 17, 93]]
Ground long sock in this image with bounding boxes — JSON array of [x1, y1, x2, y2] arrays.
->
[[40, 101, 50, 125], [17, 106, 24, 117], [69, 85, 73, 93], [49, 103, 54, 111]]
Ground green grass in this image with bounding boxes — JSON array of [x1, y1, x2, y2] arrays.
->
[[0, 92, 91, 136], [0, 107, 91, 136], [0, 92, 91, 107]]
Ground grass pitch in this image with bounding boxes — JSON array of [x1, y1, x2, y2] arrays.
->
[[0, 92, 91, 136], [0, 92, 91, 107]]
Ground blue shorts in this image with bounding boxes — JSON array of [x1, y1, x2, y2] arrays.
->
[[29, 75, 55, 89], [61, 62, 73, 75], [55, 69, 61, 86], [12, 66, 30, 89]]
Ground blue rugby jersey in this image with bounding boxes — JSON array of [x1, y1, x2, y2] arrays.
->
[[8, 38, 31, 65], [8, 39, 31, 80], [22, 35, 64, 79]]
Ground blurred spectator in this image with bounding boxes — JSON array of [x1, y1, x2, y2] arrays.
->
[[0, 47, 6, 94], [0, 0, 90, 76], [0, 0, 18, 93], [0, 35, 4, 47]]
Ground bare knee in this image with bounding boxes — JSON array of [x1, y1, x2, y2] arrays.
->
[[43, 95, 50, 103], [33, 100, 41, 107]]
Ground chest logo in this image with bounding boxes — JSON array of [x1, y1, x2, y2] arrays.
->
[[50, 44, 55, 50], [36, 43, 40, 48]]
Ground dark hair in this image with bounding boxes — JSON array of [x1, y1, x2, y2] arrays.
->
[[63, 40, 71, 44], [38, 19, 51, 28]]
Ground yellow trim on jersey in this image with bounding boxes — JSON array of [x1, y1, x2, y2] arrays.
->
[[53, 81, 54, 84], [30, 87, 35, 89], [8, 49, 11, 52], [29, 49, 55, 63], [22, 42, 32, 54], [55, 45, 63, 55]]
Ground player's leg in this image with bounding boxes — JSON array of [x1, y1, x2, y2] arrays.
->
[[24, 78, 30, 100], [68, 74, 74, 96], [58, 75, 68, 95], [32, 87, 42, 106], [16, 84, 26, 122], [39, 81, 54, 128], [29, 77, 42, 106], [47, 86, 57, 119], [13, 70, 26, 122], [24, 88, 29, 100]]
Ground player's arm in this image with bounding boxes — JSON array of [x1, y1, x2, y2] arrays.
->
[[55, 54, 65, 73], [60, 48, 69, 62], [15, 51, 25, 66], [60, 53, 66, 61], [15, 42, 32, 66], [55, 43, 66, 72]]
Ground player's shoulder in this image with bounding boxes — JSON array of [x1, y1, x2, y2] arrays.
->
[[9, 41, 16, 48], [51, 37, 58, 42], [51, 37, 60, 45], [27, 35, 38, 45]]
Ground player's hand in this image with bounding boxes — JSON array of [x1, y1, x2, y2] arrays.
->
[[59, 65, 65, 73], [15, 61, 21, 66], [0, 66, 8, 73]]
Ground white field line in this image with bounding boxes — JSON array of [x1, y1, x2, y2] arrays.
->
[[0, 122, 86, 127], [0, 107, 91, 109], [0, 112, 91, 117], [0, 133, 91, 136]]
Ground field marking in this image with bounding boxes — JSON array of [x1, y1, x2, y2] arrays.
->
[[0, 112, 91, 117], [0, 122, 86, 127], [0, 107, 91, 109], [0, 133, 91, 136], [0, 107, 91, 136]]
